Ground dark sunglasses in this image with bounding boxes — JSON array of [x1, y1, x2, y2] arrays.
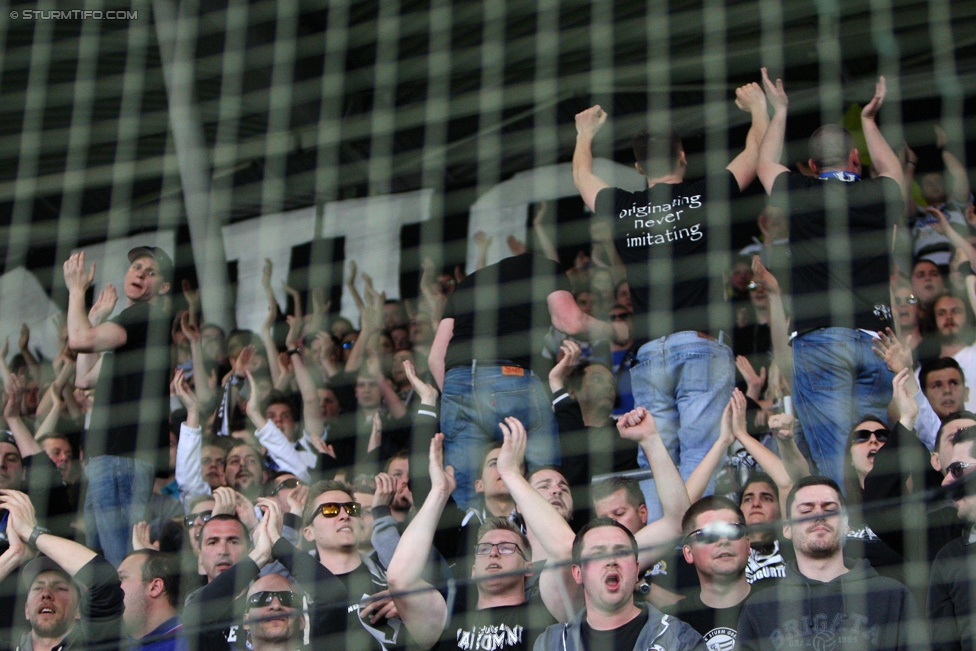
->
[[850, 428, 888, 445], [271, 478, 303, 495], [247, 591, 299, 609], [609, 312, 632, 321], [946, 461, 976, 480], [183, 511, 213, 528], [310, 502, 361, 522], [686, 522, 747, 545]]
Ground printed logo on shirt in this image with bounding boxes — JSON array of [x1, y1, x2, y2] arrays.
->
[[745, 545, 786, 584], [702, 627, 736, 651], [455, 623, 524, 651], [769, 613, 880, 650]]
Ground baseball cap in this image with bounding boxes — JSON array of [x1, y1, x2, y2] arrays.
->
[[21, 556, 76, 592], [128, 246, 174, 282]]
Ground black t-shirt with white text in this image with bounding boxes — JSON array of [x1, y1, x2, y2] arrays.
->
[[596, 172, 741, 340], [437, 592, 555, 651], [664, 590, 743, 649]]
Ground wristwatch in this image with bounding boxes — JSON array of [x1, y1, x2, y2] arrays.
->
[[27, 526, 51, 550]]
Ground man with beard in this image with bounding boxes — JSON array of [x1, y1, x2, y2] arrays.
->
[[533, 518, 703, 651], [225, 443, 267, 502], [0, 489, 123, 651], [242, 573, 305, 651], [736, 476, 925, 650], [665, 497, 751, 649], [926, 294, 976, 412]]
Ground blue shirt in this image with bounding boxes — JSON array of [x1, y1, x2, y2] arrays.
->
[[129, 615, 189, 651]]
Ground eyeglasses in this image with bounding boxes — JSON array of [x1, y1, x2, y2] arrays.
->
[[183, 511, 213, 528], [609, 312, 632, 321], [271, 478, 303, 495], [945, 461, 976, 480], [685, 522, 747, 545], [850, 429, 889, 445], [474, 542, 527, 559], [894, 294, 918, 306], [246, 591, 299, 609], [310, 502, 361, 522]]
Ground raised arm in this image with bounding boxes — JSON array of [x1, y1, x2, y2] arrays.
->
[[726, 81, 770, 191], [686, 401, 735, 502], [573, 105, 611, 212], [63, 252, 127, 353], [752, 255, 792, 382], [287, 318, 325, 442], [617, 407, 690, 570], [547, 290, 628, 344], [935, 125, 971, 204], [757, 68, 791, 194], [726, 390, 803, 507], [17, 324, 40, 384], [386, 433, 452, 650], [860, 76, 903, 187], [531, 201, 561, 264], [496, 417, 580, 622], [259, 259, 283, 384], [1, 489, 97, 576], [3, 375, 42, 457], [428, 317, 453, 390]]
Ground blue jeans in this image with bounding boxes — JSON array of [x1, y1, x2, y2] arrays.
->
[[84, 455, 155, 566], [441, 364, 558, 509], [630, 332, 734, 522], [791, 328, 894, 488]]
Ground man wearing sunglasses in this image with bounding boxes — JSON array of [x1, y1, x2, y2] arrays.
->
[[242, 574, 305, 651], [737, 476, 923, 650], [930, 420, 976, 651], [259, 480, 402, 650], [665, 496, 751, 648]]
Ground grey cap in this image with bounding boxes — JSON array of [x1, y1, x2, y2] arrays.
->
[[20, 556, 74, 591], [128, 246, 174, 282]]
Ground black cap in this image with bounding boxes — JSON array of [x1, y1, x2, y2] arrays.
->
[[128, 246, 174, 282]]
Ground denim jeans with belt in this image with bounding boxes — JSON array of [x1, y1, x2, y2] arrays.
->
[[441, 363, 558, 509], [791, 327, 893, 488], [630, 331, 734, 522]]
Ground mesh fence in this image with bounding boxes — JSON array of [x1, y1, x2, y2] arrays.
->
[[0, 0, 973, 648]]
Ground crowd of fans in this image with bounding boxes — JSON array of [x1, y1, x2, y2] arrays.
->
[[0, 71, 975, 651]]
